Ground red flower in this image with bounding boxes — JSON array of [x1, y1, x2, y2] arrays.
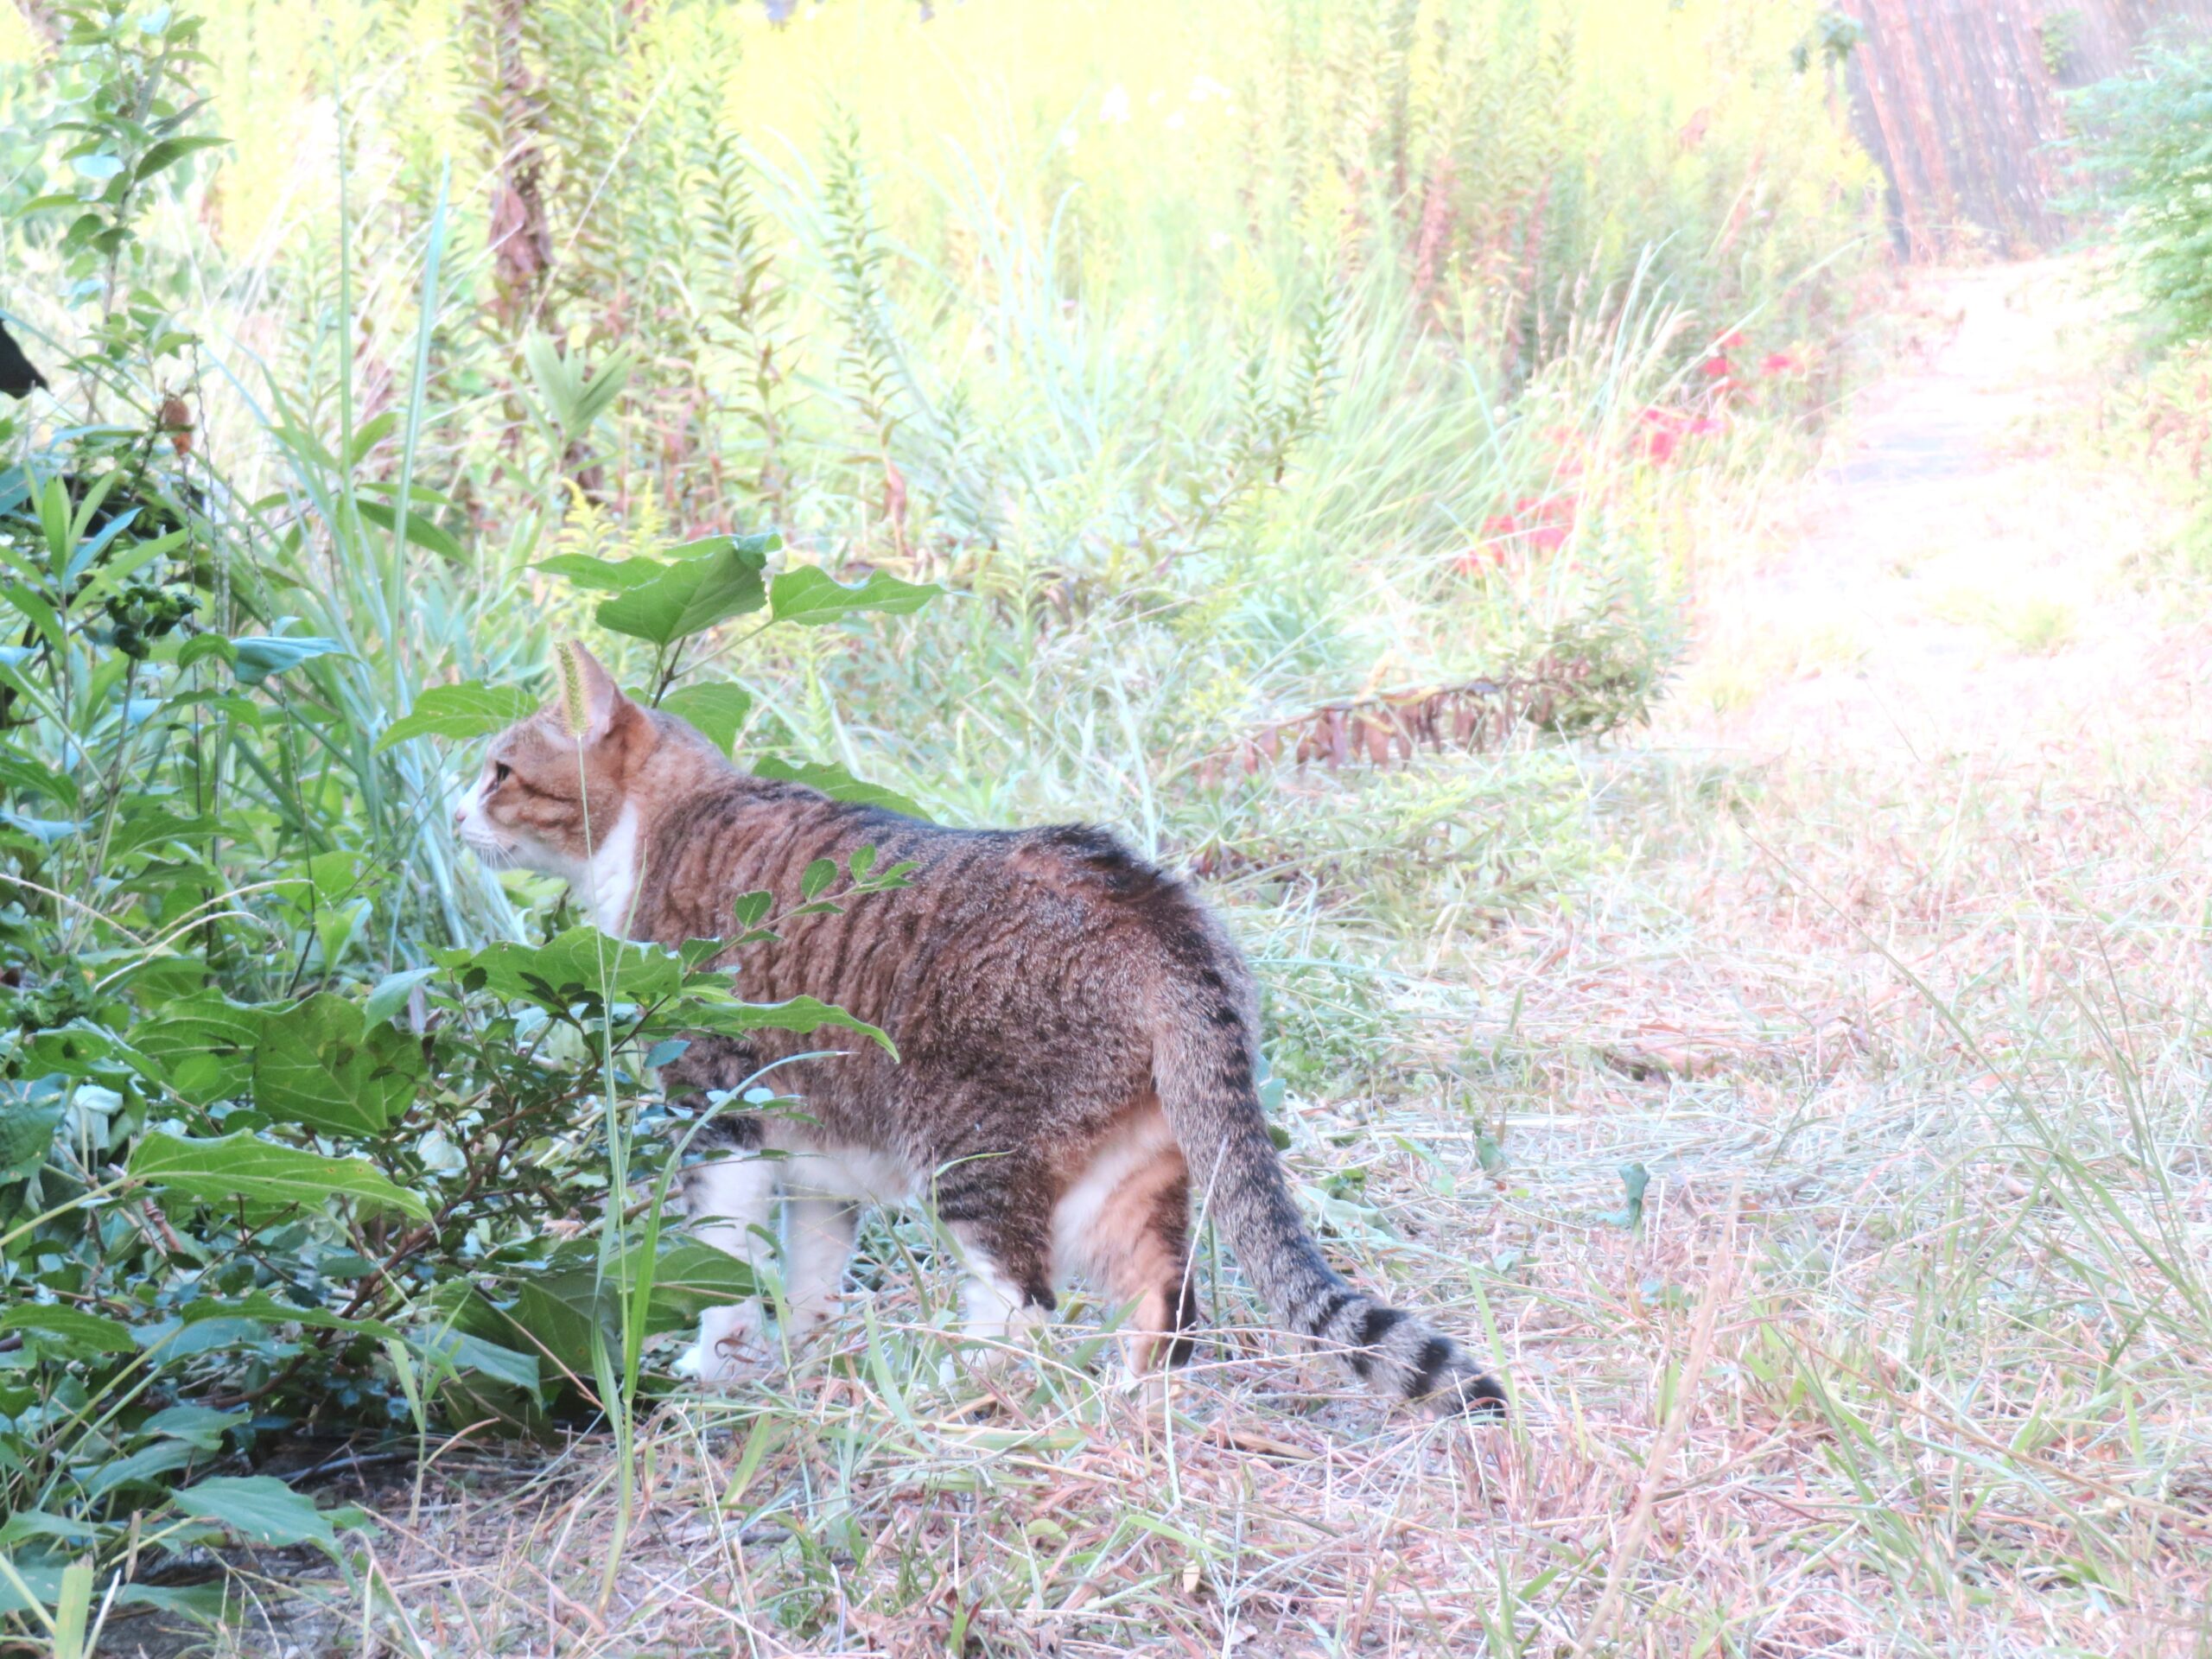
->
[[1761, 352, 1799, 376]]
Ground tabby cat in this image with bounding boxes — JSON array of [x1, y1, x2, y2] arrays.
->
[[455, 644, 1504, 1413]]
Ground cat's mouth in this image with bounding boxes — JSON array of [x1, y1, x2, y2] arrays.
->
[[459, 829, 519, 868]]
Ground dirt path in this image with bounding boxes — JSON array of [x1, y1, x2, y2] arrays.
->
[[1678, 257, 2198, 764]]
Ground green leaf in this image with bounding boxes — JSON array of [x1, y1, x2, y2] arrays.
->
[[252, 994, 423, 1137], [486, 1237, 759, 1382], [439, 927, 691, 1009], [0, 1511, 99, 1553], [129, 1130, 431, 1222], [364, 967, 435, 1027], [0, 812, 79, 845], [3, 583, 65, 655], [133, 135, 226, 183], [130, 994, 260, 1107], [800, 857, 837, 900], [536, 554, 662, 594], [0, 1304, 137, 1357], [659, 681, 752, 755], [170, 1477, 335, 1554], [86, 1441, 198, 1498], [0, 1556, 63, 1619], [521, 334, 637, 435], [375, 681, 537, 751], [594, 537, 770, 647], [231, 635, 344, 684], [175, 633, 236, 671], [768, 566, 941, 626], [679, 991, 895, 1056], [752, 757, 928, 821], [1602, 1160, 1650, 1230], [346, 410, 399, 464], [0, 747, 78, 806], [355, 499, 465, 564], [141, 1405, 250, 1450], [0, 1085, 67, 1178], [414, 1328, 542, 1399]]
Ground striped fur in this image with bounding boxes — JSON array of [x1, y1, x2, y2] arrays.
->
[[457, 645, 1506, 1414]]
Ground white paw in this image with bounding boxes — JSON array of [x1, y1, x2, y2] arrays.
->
[[679, 1305, 770, 1389], [1117, 1366, 1175, 1414]]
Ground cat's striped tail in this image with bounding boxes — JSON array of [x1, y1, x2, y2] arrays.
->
[[1150, 952, 1507, 1414]]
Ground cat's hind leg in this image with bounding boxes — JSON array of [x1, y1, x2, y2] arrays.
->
[[930, 1156, 1059, 1382], [1054, 1105, 1198, 1390]]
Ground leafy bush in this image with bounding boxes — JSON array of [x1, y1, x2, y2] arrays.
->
[[0, 0, 1879, 1640], [2074, 43, 2212, 342]]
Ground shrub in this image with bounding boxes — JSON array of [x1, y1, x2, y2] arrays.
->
[[2073, 43, 2212, 343]]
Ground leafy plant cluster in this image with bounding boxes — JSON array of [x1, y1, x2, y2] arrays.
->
[[0, 0, 1885, 1642], [2072, 41, 2212, 344], [0, 9, 957, 1642]]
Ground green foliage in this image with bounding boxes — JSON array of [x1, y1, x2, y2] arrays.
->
[[0, 0, 1873, 1636], [2074, 44, 2212, 342]]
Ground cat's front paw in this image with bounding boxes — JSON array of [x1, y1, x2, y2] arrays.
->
[[678, 1304, 771, 1389]]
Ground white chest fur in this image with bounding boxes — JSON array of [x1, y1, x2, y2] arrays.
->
[[581, 805, 642, 937]]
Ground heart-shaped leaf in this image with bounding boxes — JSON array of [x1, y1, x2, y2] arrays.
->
[[252, 994, 423, 1136], [594, 537, 769, 646]]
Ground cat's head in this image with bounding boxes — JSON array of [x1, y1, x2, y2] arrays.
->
[[453, 642, 665, 882]]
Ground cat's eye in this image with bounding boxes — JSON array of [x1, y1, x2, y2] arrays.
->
[[492, 761, 511, 785]]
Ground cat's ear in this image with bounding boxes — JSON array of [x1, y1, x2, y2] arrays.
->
[[551, 640, 632, 742]]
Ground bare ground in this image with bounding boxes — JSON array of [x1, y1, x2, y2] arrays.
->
[[137, 263, 2212, 1657]]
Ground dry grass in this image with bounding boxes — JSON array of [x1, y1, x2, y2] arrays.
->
[[117, 264, 2212, 1659]]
